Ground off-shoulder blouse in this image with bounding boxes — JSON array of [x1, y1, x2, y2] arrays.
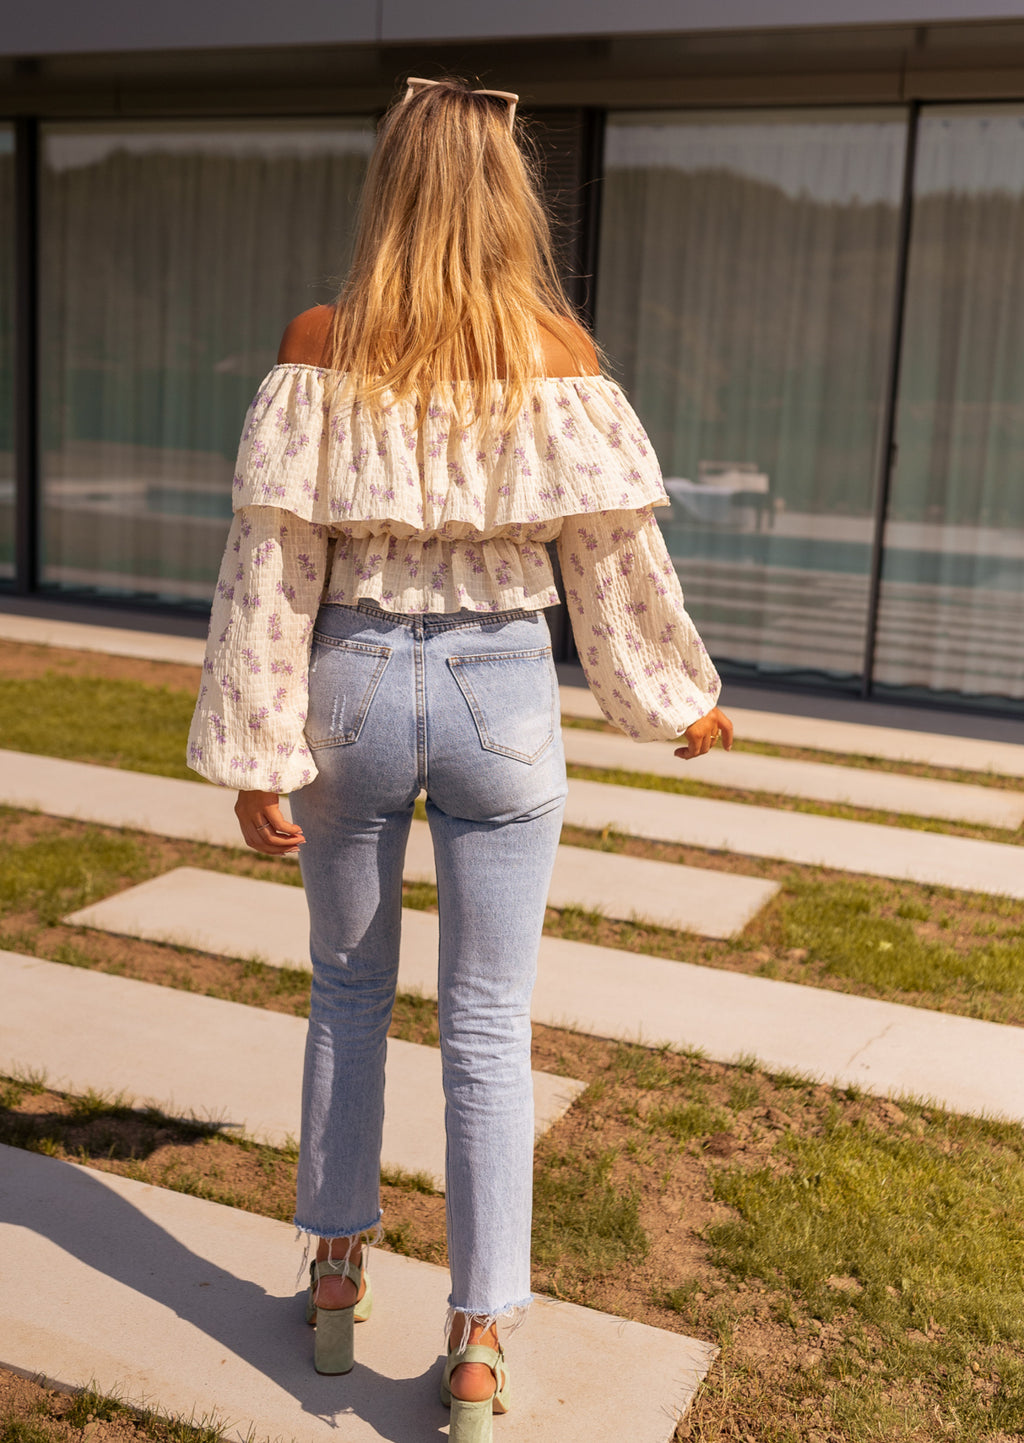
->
[[187, 363, 721, 792]]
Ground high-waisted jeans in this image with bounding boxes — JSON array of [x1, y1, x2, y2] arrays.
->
[[290, 600, 567, 1327]]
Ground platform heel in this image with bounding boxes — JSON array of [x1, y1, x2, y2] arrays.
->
[[441, 1343, 510, 1443], [307, 1249, 371, 1375]]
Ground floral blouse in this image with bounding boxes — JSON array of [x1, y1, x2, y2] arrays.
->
[[187, 363, 721, 791]]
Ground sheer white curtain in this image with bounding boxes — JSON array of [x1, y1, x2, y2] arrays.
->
[[597, 110, 907, 685], [876, 107, 1024, 705], [40, 121, 374, 602]]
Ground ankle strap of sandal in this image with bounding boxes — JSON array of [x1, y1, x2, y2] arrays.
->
[[311, 1248, 364, 1287], [446, 1342, 507, 1387]]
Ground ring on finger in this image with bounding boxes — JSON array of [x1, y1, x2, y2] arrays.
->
[[255, 822, 273, 832]]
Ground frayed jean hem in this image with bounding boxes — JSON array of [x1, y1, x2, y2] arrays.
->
[[445, 1295, 533, 1351], [293, 1211, 384, 1241]]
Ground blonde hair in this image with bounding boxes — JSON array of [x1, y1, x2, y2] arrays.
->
[[325, 76, 597, 428]]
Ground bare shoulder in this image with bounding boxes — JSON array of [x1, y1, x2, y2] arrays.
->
[[539, 314, 601, 378], [277, 305, 334, 367]]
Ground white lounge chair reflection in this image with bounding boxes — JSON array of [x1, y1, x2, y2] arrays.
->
[[665, 461, 775, 530]]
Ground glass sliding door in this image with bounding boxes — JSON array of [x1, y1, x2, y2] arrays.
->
[[39, 120, 374, 604], [875, 106, 1024, 707], [0, 126, 14, 580], [597, 109, 908, 686]]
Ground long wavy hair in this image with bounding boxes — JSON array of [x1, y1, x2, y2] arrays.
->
[[325, 76, 597, 428]]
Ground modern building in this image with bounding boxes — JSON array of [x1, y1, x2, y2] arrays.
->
[[3, 3, 1024, 715]]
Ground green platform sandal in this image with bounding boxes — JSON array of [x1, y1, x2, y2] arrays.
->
[[306, 1250, 372, 1375], [441, 1343, 510, 1443]]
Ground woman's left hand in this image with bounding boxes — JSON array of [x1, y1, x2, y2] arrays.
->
[[234, 790, 306, 855], [674, 706, 734, 761]]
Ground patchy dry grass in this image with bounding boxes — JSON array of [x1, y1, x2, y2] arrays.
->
[[0, 1371, 239, 1443], [5, 1049, 1024, 1441], [3, 655, 1021, 843], [4, 642, 1024, 1440], [3, 807, 1023, 1028]]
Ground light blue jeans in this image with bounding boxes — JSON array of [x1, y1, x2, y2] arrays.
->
[[290, 600, 567, 1329]]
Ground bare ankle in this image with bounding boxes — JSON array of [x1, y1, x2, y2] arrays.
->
[[313, 1237, 363, 1310], [447, 1317, 501, 1402]]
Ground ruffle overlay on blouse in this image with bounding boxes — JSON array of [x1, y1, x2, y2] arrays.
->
[[232, 363, 669, 531], [187, 363, 722, 792]]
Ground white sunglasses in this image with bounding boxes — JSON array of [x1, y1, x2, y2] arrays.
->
[[402, 77, 519, 133]]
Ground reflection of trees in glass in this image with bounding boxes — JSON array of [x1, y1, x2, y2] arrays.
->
[[0, 140, 14, 575], [896, 192, 1024, 528], [598, 166, 900, 518], [41, 142, 370, 461], [37, 130, 371, 601]]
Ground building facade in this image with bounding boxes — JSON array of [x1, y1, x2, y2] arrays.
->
[[3, 4, 1024, 714]]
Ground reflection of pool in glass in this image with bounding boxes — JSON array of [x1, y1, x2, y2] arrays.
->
[[661, 514, 1024, 589], [145, 485, 232, 520]]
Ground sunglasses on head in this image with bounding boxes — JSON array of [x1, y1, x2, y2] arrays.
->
[[402, 77, 519, 133]]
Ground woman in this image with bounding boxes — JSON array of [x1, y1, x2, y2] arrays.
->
[[188, 76, 732, 1441]]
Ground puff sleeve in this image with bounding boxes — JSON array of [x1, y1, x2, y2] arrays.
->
[[187, 507, 329, 791], [557, 504, 721, 741]]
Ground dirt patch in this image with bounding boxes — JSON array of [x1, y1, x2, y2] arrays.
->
[[0, 1365, 212, 1443], [0, 639, 202, 693]]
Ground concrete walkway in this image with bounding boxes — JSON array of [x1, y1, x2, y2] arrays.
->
[[66, 868, 1024, 1122], [0, 612, 207, 667], [13, 744, 1023, 906], [562, 727, 1024, 829], [396, 913, 1024, 1122], [0, 951, 584, 1186], [65, 867, 774, 977], [0, 1145, 715, 1443], [5, 607, 1019, 776], [560, 685, 1024, 778], [4, 751, 777, 938], [564, 778, 1024, 899]]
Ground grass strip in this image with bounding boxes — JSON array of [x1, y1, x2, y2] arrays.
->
[[562, 715, 1024, 792], [566, 762, 1024, 844], [3, 808, 1024, 1027], [0, 676, 196, 781], [3, 669, 1020, 844]]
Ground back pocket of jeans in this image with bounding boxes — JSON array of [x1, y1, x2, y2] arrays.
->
[[305, 634, 392, 749], [448, 648, 555, 763]]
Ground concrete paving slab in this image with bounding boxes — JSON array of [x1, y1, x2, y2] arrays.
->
[[558, 684, 1024, 779], [562, 727, 1024, 830], [315, 826, 775, 938], [405, 822, 777, 937], [10, 751, 776, 938], [0, 613, 207, 667], [67, 869, 1024, 1121], [0, 952, 583, 1186], [541, 841, 777, 935], [393, 915, 1024, 1122], [65, 867, 777, 991], [0, 748, 245, 847], [563, 778, 1024, 899], [0, 1146, 715, 1443]]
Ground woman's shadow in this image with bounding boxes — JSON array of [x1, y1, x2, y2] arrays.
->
[[0, 1144, 448, 1443]]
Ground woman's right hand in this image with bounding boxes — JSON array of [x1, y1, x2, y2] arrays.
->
[[234, 790, 306, 855], [674, 706, 734, 761]]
